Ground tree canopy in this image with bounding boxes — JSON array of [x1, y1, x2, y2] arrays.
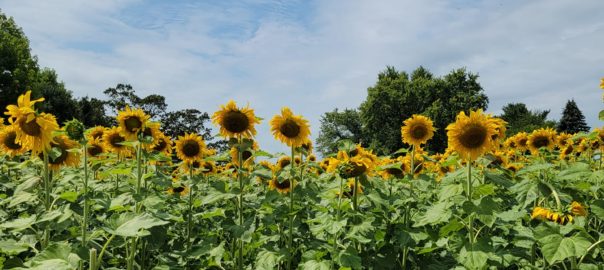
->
[[557, 99, 589, 134], [499, 103, 556, 136]]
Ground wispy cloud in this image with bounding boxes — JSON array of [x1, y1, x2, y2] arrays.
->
[[1, 0, 602, 153]]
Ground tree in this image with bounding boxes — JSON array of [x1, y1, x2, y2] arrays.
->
[[33, 68, 81, 125], [557, 99, 589, 134], [161, 109, 227, 151], [0, 11, 40, 113], [103, 84, 167, 120], [358, 66, 488, 155], [316, 108, 364, 156], [77, 96, 111, 127], [499, 103, 556, 135]]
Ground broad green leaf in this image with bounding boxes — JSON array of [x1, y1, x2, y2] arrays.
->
[[413, 201, 452, 227], [337, 247, 361, 269], [8, 192, 38, 208], [105, 213, 168, 237], [14, 176, 41, 193], [0, 215, 36, 231], [202, 192, 237, 205], [302, 260, 331, 270], [255, 250, 285, 270], [438, 184, 463, 201], [0, 239, 29, 255], [59, 191, 78, 203], [599, 110, 604, 121], [26, 243, 79, 269], [590, 200, 604, 219], [535, 224, 591, 264]]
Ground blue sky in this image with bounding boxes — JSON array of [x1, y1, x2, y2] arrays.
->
[[1, 0, 603, 154]]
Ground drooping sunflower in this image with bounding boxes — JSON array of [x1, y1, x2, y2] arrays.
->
[[307, 154, 317, 163], [570, 201, 588, 216], [270, 107, 311, 147], [446, 110, 497, 161], [174, 133, 206, 163], [116, 106, 150, 141], [329, 150, 374, 178], [0, 125, 27, 157], [11, 112, 59, 155], [40, 135, 81, 171], [559, 144, 574, 160], [527, 128, 556, 155], [377, 157, 405, 180], [102, 127, 131, 156], [531, 207, 573, 225], [276, 156, 292, 171], [300, 138, 313, 154], [212, 100, 260, 139], [87, 126, 107, 141], [167, 184, 190, 197], [86, 138, 106, 158], [268, 178, 292, 194], [401, 114, 435, 147]]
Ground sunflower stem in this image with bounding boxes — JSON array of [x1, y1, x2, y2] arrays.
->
[[467, 161, 473, 245], [42, 152, 51, 249], [237, 135, 244, 270], [136, 141, 143, 199], [82, 142, 89, 247], [186, 164, 194, 252], [410, 145, 415, 178], [332, 175, 344, 269], [287, 145, 296, 270]]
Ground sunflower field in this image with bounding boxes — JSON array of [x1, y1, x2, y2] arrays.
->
[[0, 85, 603, 270]]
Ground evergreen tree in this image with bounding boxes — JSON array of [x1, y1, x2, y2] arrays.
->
[[557, 99, 590, 134]]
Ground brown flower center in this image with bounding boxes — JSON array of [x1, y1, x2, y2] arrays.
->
[[531, 136, 550, 149], [154, 139, 167, 152], [182, 140, 200, 157], [275, 179, 290, 190], [124, 116, 142, 133], [173, 186, 185, 193], [279, 119, 300, 138], [222, 111, 249, 133], [91, 130, 104, 139], [87, 144, 103, 157], [411, 125, 428, 140], [279, 158, 291, 168], [4, 131, 22, 150], [459, 125, 487, 149], [110, 134, 125, 148], [19, 117, 42, 136]]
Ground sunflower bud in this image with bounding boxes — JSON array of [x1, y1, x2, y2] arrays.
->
[[63, 119, 85, 142]]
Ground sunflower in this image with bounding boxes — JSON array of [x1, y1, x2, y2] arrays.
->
[[167, 184, 190, 197], [378, 157, 405, 179], [40, 135, 81, 171], [559, 145, 574, 160], [600, 77, 604, 89], [401, 114, 435, 147], [329, 150, 374, 178], [86, 138, 106, 158], [505, 163, 523, 174], [117, 106, 150, 141], [531, 207, 573, 225], [87, 126, 107, 141], [403, 153, 425, 176], [527, 128, 556, 155], [557, 133, 573, 149], [319, 158, 332, 172], [140, 122, 162, 150], [0, 125, 27, 157], [230, 139, 258, 167], [102, 127, 131, 156], [174, 133, 206, 163], [268, 178, 292, 194], [307, 154, 317, 162], [299, 138, 313, 154], [212, 100, 260, 139], [180, 160, 202, 174], [11, 112, 59, 155], [503, 137, 517, 149], [570, 201, 587, 216], [4, 90, 43, 120], [276, 156, 292, 171], [270, 107, 311, 147], [486, 151, 508, 169], [340, 178, 363, 199], [487, 116, 507, 143], [446, 110, 497, 161], [152, 133, 173, 156], [200, 161, 217, 175], [514, 132, 529, 152]]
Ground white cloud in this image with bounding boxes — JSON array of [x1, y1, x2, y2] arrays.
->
[[1, 0, 602, 154]]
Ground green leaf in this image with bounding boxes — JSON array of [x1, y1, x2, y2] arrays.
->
[[535, 224, 591, 264], [302, 260, 331, 270], [105, 213, 168, 237], [8, 192, 38, 208], [59, 191, 78, 203], [599, 110, 604, 121], [413, 201, 452, 227], [255, 250, 285, 270], [337, 247, 361, 269], [0, 239, 29, 255], [26, 243, 79, 269], [0, 215, 36, 231], [438, 184, 463, 201], [14, 176, 41, 193], [201, 192, 237, 205], [590, 200, 604, 220]]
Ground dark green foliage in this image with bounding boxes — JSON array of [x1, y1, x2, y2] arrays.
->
[[499, 103, 556, 136], [0, 11, 39, 114], [316, 108, 364, 156], [356, 66, 488, 155], [161, 109, 227, 151], [33, 69, 81, 125], [557, 99, 589, 134]]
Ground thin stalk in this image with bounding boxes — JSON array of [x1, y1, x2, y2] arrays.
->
[[136, 142, 143, 197], [287, 146, 296, 270], [410, 145, 415, 178], [237, 135, 244, 270], [353, 177, 359, 211], [402, 205, 410, 268], [93, 234, 115, 270], [467, 161, 473, 245], [332, 175, 345, 269], [578, 238, 604, 266], [42, 152, 51, 249], [186, 164, 194, 251], [82, 143, 89, 246]]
